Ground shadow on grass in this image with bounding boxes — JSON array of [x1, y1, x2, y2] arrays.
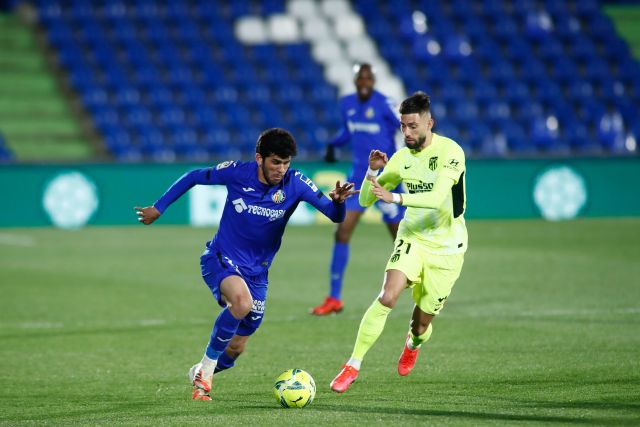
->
[[309, 403, 638, 424], [7, 396, 639, 425]]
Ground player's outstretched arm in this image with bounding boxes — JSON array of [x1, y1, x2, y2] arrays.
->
[[135, 206, 161, 225], [329, 181, 359, 203], [304, 180, 355, 223], [369, 178, 395, 203]]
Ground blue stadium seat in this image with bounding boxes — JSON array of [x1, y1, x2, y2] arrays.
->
[[32, 0, 640, 160]]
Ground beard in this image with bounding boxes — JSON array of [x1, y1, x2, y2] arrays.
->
[[405, 133, 427, 151], [261, 162, 282, 186]]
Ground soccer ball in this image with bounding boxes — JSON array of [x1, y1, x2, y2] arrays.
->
[[273, 368, 316, 408]]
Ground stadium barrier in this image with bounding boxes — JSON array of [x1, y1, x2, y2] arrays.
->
[[1, 158, 639, 228]]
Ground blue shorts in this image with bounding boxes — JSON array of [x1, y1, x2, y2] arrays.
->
[[200, 251, 268, 336]]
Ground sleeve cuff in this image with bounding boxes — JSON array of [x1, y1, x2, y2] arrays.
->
[[366, 167, 380, 177]]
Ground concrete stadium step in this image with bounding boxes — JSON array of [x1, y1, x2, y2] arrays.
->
[[0, 12, 93, 161], [0, 75, 59, 93], [0, 99, 68, 116], [604, 5, 640, 59], [2, 120, 79, 134], [4, 138, 93, 159], [0, 54, 47, 72]]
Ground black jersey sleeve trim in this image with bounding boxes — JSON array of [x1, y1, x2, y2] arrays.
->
[[452, 171, 465, 218]]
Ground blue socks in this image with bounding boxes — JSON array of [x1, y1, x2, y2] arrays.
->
[[214, 351, 236, 374], [205, 307, 240, 360], [329, 242, 350, 299]]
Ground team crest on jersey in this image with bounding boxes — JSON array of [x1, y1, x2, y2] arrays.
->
[[272, 189, 286, 204], [216, 160, 235, 170], [365, 107, 375, 118], [429, 156, 438, 171]]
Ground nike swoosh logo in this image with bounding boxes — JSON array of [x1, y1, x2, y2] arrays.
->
[[216, 337, 232, 342], [250, 316, 262, 321], [242, 187, 255, 192], [404, 165, 411, 169]]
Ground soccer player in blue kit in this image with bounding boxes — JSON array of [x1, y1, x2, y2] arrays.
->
[[311, 63, 406, 316], [135, 128, 357, 400]]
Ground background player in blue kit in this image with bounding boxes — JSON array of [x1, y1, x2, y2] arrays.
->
[[311, 63, 406, 316], [135, 128, 357, 400]]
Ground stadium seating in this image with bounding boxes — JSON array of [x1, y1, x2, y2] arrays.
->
[[32, 0, 639, 161]]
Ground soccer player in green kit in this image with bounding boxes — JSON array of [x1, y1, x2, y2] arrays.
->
[[331, 92, 468, 393]]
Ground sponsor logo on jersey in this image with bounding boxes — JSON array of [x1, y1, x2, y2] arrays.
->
[[232, 198, 248, 213], [248, 205, 286, 221], [406, 181, 434, 194], [216, 160, 236, 170], [429, 156, 438, 171], [272, 189, 286, 204], [347, 120, 381, 134], [445, 158, 460, 172], [233, 197, 286, 221]]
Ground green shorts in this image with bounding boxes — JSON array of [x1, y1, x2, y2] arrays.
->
[[385, 237, 465, 315]]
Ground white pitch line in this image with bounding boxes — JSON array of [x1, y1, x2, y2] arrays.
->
[[1, 319, 168, 331], [2, 308, 637, 332], [15, 322, 64, 329], [0, 233, 35, 247]]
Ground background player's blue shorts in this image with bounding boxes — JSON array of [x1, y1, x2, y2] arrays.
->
[[346, 174, 406, 223], [200, 250, 268, 336]]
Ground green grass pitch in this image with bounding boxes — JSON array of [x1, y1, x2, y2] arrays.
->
[[1, 219, 639, 426]]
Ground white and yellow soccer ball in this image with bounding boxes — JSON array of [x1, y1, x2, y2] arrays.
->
[[273, 368, 316, 408]]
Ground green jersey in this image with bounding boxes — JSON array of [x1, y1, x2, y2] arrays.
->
[[360, 133, 468, 255]]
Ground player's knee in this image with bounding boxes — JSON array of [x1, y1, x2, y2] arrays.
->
[[229, 296, 252, 318], [377, 293, 397, 309]]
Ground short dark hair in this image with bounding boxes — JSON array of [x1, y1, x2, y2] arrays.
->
[[399, 91, 431, 116], [354, 63, 374, 77], [255, 128, 297, 158]]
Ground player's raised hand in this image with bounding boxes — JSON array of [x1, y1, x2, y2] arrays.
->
[[368, 177, 393, 203], [135, 206, 161, 225], [368, 150, 388, 171], [329, 181, 359, 203]]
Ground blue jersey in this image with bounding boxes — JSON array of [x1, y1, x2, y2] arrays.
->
[[153, 160, 345, 276], [330, 90, 400, 185]]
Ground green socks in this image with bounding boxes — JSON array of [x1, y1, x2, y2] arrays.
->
[[408, 323, 433, 350], [351, 299, 392, 361]]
